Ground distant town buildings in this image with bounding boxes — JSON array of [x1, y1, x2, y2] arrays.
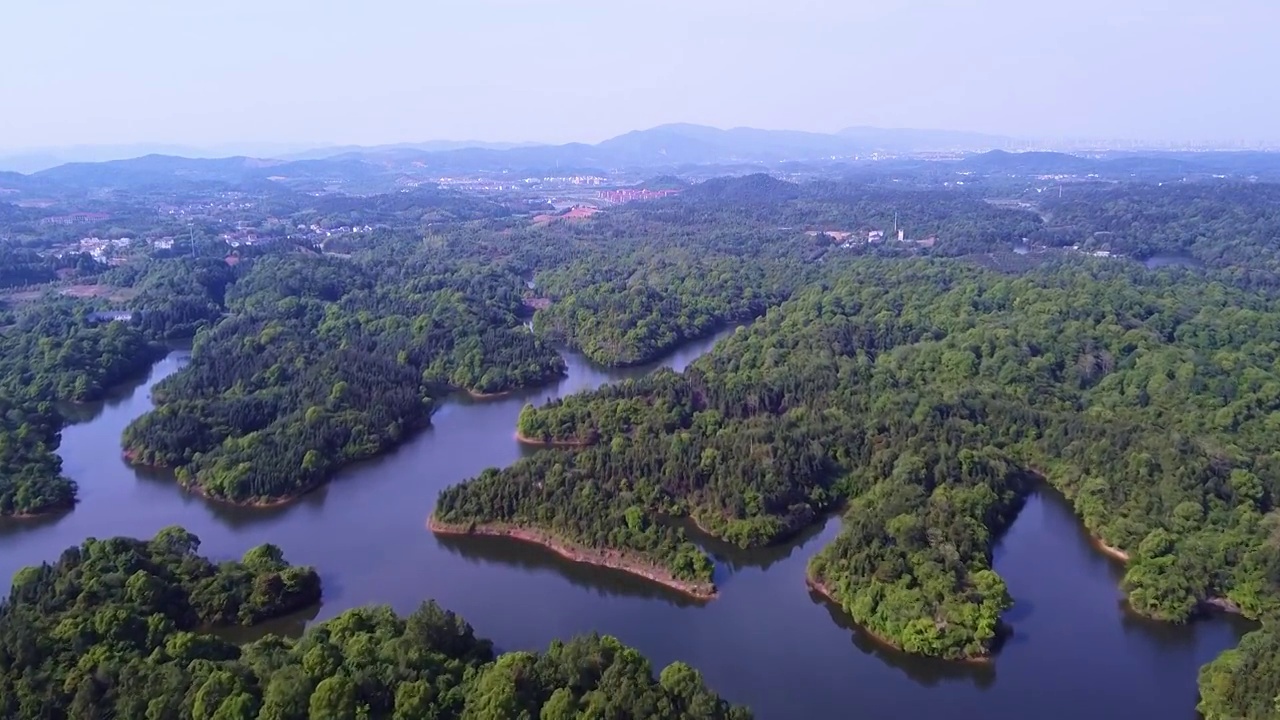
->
[[805, 227, 938, 250], [1069, 244, 1121, 259], [87, 311, 135, 324], [288, 223, 373, 240], [77, 236, 133, 260]]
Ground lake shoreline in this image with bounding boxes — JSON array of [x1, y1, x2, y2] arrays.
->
[[514, 430, 593, 447], [5, 344, 170, 521], [452, 366, 568, 401], [564, 319, 751, 370], [805, 574, 995, 665], [122, 449, 325, 509], [187, 481, 319, 509], [1, 503, 74, 520], [1032, 478, 1246, 618], [1091, 535, 1131, 562], [428, 517, 717, 600], [121, 403, 445, 509], [1085, 531, 1244, 616], [465, 388, 514, 399], [16, 326, 1253, 720]]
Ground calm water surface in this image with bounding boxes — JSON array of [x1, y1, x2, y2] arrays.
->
[[0, 327, 1252, 720]]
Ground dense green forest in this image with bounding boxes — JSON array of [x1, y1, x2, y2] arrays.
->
[[439, 258, 1280, 669], [435, 454, 718, 590], [0, 246, 104, 288], [312, 175, 1047, 370], [101, 256, 237, 339], [1199, 620, 1280, 720], [675, 175, 1045, 254], [0, 396, 72, 516], [1034, 183, 1280, 274], [0, 301, 159, 515], [526, 207, 819, 366], [0, 301, 159, 402], [533, 259, 794, 366], [11, 174, 1280, 714], [525, 176, 1044, 366], [122, 251, 565, 504], [0, 528, 747, 720], [0, 246, 59, 287]]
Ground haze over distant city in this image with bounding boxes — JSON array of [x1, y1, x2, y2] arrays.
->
[[2, 0, 1278, 153]]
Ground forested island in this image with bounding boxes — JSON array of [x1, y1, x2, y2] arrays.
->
[[0, 528, 747, 720]]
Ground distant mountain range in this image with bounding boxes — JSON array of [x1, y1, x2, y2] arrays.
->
[[312, 124, 1020, 171], [279, 140, 543, 162], [0, 124, 1018, 174], [953, 149, 1280, 178], [2, 125, 1279, 195], [0, 142, 325, 174]]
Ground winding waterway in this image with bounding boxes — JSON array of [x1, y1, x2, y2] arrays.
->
[[0, 327, 1254, 719]]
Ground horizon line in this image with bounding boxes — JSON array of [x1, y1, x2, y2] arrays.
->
[[5, 122, 1280, 157]]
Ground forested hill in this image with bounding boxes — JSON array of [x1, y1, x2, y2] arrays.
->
[[439, 257, 1280, 701], [1032, 183, 1280, 279], [683, 174, 803, 203], [122, 250, 565, 505], [0, 527, 747, 720], [100, 256, 237, 339]]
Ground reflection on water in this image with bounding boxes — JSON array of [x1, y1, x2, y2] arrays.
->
[[0, 509, 68, 538], [434, 532, 701, 608], [215, 603, 322, 645], [57, 342, 192, 425], [0, 325, 1256, 720], [673, 513, 835, 575], [808, 588, 999, 690]]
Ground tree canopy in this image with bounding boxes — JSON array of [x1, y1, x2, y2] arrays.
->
[[123, 252, 564, 504]]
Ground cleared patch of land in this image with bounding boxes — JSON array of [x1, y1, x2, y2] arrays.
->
[[59, 284, 139, 301], [0, 284, 138, 306]]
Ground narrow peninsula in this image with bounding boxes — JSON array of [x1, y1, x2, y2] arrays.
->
[[429, 517, 718, 599], [432, 457, 719, 599], [436, 258, 1280, 671], [120, 254, 566, 507]]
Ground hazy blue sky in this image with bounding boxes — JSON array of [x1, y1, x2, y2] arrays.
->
[[2, 0, 1277, 150]]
